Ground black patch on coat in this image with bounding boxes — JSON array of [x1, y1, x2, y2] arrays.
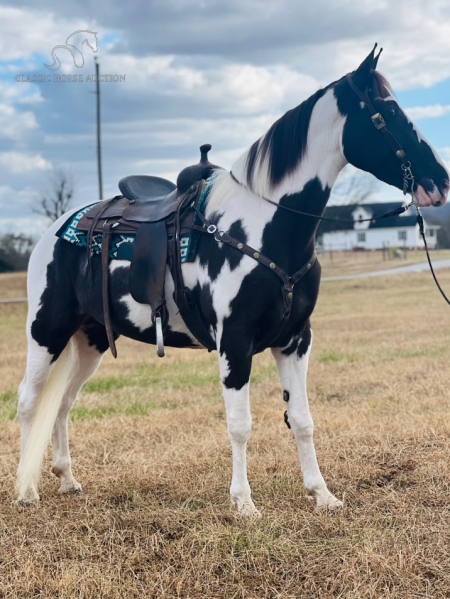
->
[[198, 218, 248, 282], [261, 178, 329, 275], [282, 324, 312, 358], [191, 281, 217, 338], [283, 390, 290, 403], [80, 316, 118, 354], [245, 140, 260, 187], [246, 87, 327, 190], [31, 239, 84, 361], [297, 326, 312, 358], [284, 410, 291, 429]]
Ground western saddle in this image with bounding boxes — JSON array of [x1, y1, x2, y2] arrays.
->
[[77, 144, 221, 358]]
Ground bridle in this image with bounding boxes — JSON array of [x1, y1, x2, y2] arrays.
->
[[346, 73, 450, 307], [229, 71, 417, 222], [345, 73, 415, 198]]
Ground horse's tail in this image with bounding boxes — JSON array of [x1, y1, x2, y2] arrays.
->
[[16, 341, 74, 501]]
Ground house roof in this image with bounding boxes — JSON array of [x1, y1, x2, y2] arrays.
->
[[318, 202, 438, 234]]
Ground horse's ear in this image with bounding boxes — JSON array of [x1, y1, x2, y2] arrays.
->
[[352, 44, 378, 89], [372, 46, 383, 71]]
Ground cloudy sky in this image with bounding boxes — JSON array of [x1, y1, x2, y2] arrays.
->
[[0, 0, 450, 234]]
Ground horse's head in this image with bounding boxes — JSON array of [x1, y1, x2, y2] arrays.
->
[[336, 47, 449, 207]]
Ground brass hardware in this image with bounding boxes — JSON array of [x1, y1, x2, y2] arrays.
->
[[287, 292, 293, 299], [270, 262, 276, 269], [253, 252, 260, 259], [237, 243, 243, 249]]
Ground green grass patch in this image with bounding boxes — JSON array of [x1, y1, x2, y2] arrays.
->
[[394, 346, 448, 359], [83, 361, 220, 395], [316, 350, 356, 363], [0, 390, 17, 423]]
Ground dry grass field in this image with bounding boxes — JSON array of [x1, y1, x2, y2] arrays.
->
[[2, 263, 450, 598]]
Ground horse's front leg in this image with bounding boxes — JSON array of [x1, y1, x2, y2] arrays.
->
[[217, 332, 261, 518], [272, 325, 342, 509]]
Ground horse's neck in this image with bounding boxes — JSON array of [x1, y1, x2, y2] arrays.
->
[[231, 88, 347, 203], [218, 88, 348, 270]]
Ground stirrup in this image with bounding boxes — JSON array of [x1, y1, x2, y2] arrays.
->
[[155, 315, 165, 358]]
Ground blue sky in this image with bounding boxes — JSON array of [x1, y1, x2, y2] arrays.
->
[[0, 0, 449, 234]]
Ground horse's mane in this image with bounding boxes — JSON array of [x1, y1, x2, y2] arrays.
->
[[244, 86, 328, 192]]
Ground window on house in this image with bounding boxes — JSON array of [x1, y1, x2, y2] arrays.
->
[[426, 229, 435, 237], [398, 230, 407, 241], [357, 232, 366, 243]]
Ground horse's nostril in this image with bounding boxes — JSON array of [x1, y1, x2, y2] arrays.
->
[[435, 200, 442, 206]]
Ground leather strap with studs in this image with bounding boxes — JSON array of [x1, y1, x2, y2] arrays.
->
[[190, 209, 317, 318]]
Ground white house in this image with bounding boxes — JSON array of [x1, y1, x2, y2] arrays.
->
[[321, 202, 440, 251]]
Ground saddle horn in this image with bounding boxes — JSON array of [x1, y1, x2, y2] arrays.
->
[[176, 144, 221, 194]]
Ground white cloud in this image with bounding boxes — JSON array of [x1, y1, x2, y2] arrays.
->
[[0, 104, 38, 139], [0, 152, 52, 173], [0, 7, 102, 63], [101, 54, 320, 116], [405, 104, 450, 120]]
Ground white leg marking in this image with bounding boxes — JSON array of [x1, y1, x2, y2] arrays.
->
[[51, 329, 104, 495], [17, 340, 54, 504], [218, 351, 261, 518], [272, 333, 342, 509]]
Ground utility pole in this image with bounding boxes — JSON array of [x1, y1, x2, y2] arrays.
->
[[94, 56, 103, 200]]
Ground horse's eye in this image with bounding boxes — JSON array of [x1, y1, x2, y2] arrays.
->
[[388, 107, 396, 117]]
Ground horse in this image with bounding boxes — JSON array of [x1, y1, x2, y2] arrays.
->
[[17, 46, 449, 515], [44, 30, 98, 71]]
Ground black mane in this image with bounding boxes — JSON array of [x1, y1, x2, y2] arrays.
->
[[245, 86, 328, 191]]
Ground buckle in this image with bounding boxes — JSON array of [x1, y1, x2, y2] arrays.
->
[[207, 224, 217, 234], [371, 113, 386, 130]]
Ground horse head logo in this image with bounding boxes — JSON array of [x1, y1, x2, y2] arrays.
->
[[44, 30, 98, 71]]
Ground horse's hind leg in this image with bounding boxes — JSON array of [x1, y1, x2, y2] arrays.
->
[[51, 319, 107, 495], [272, 324, 342, 509], [17, 341, 55, 503]]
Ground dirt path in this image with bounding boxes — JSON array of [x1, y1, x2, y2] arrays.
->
[[322, 258, 450, 281]]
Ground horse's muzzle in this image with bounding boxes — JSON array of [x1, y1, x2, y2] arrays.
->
[[415, 180, 449, 207]]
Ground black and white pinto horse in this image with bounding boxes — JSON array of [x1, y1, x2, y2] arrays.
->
[[17, 48, 449, 514]]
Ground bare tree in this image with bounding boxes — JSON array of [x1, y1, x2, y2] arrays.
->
[[34, 168, 75, 222], [331, 167, 381, 206]]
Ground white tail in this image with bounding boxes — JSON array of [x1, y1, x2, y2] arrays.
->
[[16, 341, 74, 501]]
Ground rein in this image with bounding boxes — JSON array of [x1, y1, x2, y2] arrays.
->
[[415, 208, 450, 306], [229, 171, 415, 223]]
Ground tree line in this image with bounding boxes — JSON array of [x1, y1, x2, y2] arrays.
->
[[0, 169, 74, 273]]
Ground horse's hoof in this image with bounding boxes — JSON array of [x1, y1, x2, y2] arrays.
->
[[316, 495, 343, 511], [16, 497, 40, 508], [60, 485, 83, 496], [236, 502, 262, 519]]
